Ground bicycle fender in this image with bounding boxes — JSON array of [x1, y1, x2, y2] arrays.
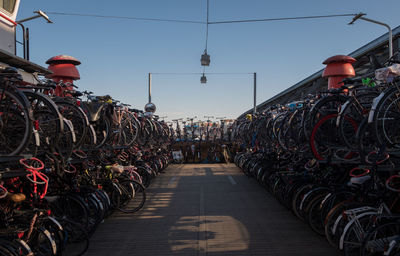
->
[[339, 211, 378, 250], [368, 92, 385, 123]]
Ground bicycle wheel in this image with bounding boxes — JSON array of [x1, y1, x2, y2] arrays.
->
[[116, 180, 146, 213], [0, 239, 19, 256], [292, 183, 315, 221], [301, 187, 331, 223], [342, 213, 376, 256], [0, 240, 18, 256], [50, 195, 89, 230], [307, 193, 330, 235], [361, 222, 400, 256], [356, 118, 379, 164], [94, 189, 111, 217], [136, 166, 152, 188], [81, 124, 97, 150], [338, 91, 378, 150], [310, 114, 348, 160], [286, 108, 305, 148], [84, 194, 103, 236], [121, 111, 139, 146], [55, 118, 76, 161], [39, 216, 64, 255], [11, 239, 33, 256], [320, 191, 356, 224], [0, 88, 32, 156], [27, 226, 57, 256], [303, 94, 347, 138], [324, 201, 363, 248], [371, 87, 400, 149], [22, 90, 63, 155], [55, 100, 88, 148], [93, 117, 110, 148], [58, 218, 89, 256]]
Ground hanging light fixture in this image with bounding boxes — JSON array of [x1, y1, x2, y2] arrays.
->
[[201, 50, 210, 66], [200, 73, 207, 83]]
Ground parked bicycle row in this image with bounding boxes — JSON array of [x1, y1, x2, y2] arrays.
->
[[169, 117, 235, 142], [234, 55, 400, 255], [0, 66, 173, 255]]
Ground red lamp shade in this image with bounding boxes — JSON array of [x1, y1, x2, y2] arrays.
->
[[46, 55, 81, 81], [322, 55, 356, 89]]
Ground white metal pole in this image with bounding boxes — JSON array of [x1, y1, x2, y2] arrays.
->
[[148, 73, 152, 103], [349, 14, 393, 59], [253, 72, 257, 114], [359, 17, 393, 59]]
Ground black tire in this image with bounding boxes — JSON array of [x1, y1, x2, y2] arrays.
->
[[306, 193, 329, 235], [136, 166, 152, 188], [0, 88, 32, 156], [324, 201, 363, 248], [117, 180, 146, 213], [361, 222, 400, 256], [50, 195, 89, 230], [342, 214, 375, 256], [58, 218, 89, 256], [292, 183, 315, 221], [55, 100, 88, 148], [22, 90, 63, 155], [56, 118, 76, 161], [28, 227, 57, 256], [337, 91, 378, 150], [303, 94, 348, 138], [39, 216, 64, 255], [0, 239, 19, 256]]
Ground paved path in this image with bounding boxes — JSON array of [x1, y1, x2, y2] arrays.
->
[[86, 164, 338, 256]]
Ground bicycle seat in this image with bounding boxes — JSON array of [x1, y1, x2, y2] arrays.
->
[[0, 170, 28, 179], [72, 91, 83, 97], [7, 192, 26, 203], [0, 67, 18, 74], [349, 175, 371, 186], [129, 108, 143, 113], [342, 77, 362, 85], [0, 67, 22, 80], [95, 95, 112, 102], [43, 81, 57, 89]]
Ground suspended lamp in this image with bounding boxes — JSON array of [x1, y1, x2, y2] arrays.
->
[[200, 73, 207, 83], [201, 50, 210, 66]]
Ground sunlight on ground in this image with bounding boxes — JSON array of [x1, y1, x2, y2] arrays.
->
[[145, 192, 173, 209], [168, 215, 249, 252], [135, 215, 164, 219]]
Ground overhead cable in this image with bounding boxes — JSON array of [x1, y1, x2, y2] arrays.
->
[[46, 12, 359, 25], [46, 11, 205, 24], [208, 13, 358, 24]]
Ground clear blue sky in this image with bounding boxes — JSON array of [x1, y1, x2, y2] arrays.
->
[[17, 0, 400, 122]]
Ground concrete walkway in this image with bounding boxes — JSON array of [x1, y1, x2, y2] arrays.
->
[[86, 164, 338, 256]]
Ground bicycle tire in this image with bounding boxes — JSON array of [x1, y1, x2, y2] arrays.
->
[[22, 90, 64, 155], [0, 88, 32, 156], [306, 193, 330, 235], [303, 94, 348, 138], [337, 91, 378, 150], [310, 114, 346, 160], [117, 179, 146, 213], [360, 222, 400, 256], [372, 87, 400, 149], [57, 218, 89, 256], [55, 100, 88, 148]]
